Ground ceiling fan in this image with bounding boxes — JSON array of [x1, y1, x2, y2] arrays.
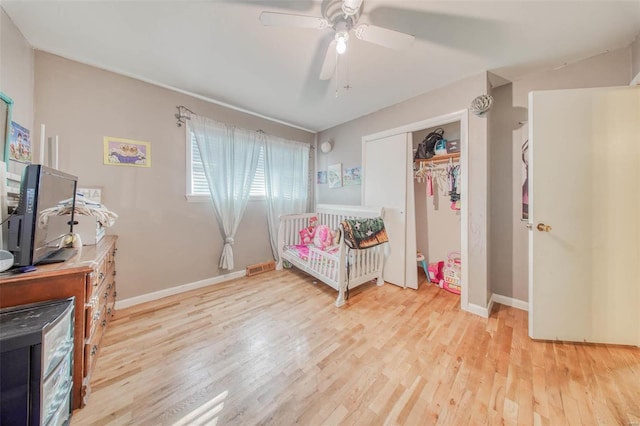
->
[[259, 0, 415, 80]]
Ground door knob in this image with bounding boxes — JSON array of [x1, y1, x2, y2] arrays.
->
[[537, 223, 552, 232]]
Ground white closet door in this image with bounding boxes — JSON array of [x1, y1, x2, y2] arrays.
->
[[529, 86, 640, 345], [363, 133, 417, 289]]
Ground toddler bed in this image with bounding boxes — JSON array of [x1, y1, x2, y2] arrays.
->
[[277, 204, 386, 307]]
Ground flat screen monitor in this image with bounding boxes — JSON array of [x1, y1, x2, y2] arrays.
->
[[8, 165, 78, 266]]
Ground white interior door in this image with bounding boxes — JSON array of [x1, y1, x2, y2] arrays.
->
[[363, 133, 417, 288], [529, 86, 640, 345]]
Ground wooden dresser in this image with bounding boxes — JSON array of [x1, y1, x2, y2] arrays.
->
[[0, 235, 118, 409]]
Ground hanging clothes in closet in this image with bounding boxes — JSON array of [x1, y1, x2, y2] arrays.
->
[[447, 161, 461, 210], [414, 160, 461, 210]]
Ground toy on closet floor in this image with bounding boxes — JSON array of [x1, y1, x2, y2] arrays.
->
[[417, 251, 429, 278], [441, 251, 461, 295], [427, 261, 444, 285]]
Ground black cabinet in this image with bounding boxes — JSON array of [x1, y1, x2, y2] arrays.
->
[[0, 298, 74, 425]]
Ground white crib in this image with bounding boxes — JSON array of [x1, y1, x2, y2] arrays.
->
[[277, 204, 386, 307]]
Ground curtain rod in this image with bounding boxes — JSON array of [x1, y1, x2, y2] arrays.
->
[[175, 105, 195, 127], [178, 107, 313, 149]]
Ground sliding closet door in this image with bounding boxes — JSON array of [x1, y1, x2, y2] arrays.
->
[[529, 86, 640, 345], [363, 133, 417, 289]]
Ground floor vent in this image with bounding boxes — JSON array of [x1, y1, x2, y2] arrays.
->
[[246, 261, 276, 277]]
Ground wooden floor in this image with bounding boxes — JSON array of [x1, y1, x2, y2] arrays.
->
[[71, 269, 640, 425]]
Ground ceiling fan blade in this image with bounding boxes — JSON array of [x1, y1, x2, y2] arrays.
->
[[259, 11, 328, 29], [354, 24, 415, 50], [319, 40, 337, 80]]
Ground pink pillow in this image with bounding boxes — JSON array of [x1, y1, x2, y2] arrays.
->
[[313, 225, 333, 250]]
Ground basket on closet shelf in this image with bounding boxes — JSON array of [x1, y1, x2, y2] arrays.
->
[[442, 251, 461, 295]]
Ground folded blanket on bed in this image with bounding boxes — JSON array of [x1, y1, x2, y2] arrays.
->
[[340, 217, 388, 249]]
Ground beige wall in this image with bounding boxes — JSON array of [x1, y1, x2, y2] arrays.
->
[[34, 52, 315, 300], [488, 82, 527, 300], [413, 122, 461, 267], [15, 15, 635, 308], [318, 73, 490, 308], [489, 47, 632, 302], [318, 47, 633, 308], [1, 9, 34, 174], [632, 33, 640, 83]]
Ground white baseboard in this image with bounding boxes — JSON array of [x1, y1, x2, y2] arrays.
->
[[631, 71, 640, 86], [465, 300, 492, 318], [491, 293, 529, 311], [115, 270, 246, 310]]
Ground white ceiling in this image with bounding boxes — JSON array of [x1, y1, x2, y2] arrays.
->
[[3, 1, 640, 132]]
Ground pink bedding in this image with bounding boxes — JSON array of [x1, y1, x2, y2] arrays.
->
[[284, 244, 339, 261]]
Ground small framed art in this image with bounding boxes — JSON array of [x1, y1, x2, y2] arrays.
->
[[328, 163, 342, 188], [104, 136, 151, 167]]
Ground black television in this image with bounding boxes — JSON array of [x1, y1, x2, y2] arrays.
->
[[7, 164, 78, 266]]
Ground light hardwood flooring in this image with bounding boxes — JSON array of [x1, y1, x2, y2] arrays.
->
[[71, 269, 640, 425]]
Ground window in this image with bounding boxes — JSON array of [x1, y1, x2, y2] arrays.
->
[[187, 131, 266, 201]]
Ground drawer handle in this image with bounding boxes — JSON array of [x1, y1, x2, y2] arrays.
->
[[104, 291, 109, 300], [101, 319, 107, 328], [107, 307, 112, 316], [113, 270, 117, 277], [91, 345, 98, 356], [98, 272, 105, 280], [93, 310, 101, 321]]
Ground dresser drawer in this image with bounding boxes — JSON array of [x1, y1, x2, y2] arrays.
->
[[84, 296, 102, 339], [46, 392, 71, 426], [42, 303, 74, 378], [106, 281, 116, 320], [107, 246, 117, 269], [42, 352, 72, 425], [86, 256, 108, 301], [83, 310, 108, 377]]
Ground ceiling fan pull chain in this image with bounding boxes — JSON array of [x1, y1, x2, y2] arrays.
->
[[335, 50, 340, 98], [345, 51, 350, 91]]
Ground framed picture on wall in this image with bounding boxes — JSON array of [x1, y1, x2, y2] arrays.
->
[[104, 136, 151, 167], [328, 163, 342, 188], [343, 166, 361, 186], [9, 121, 31, 163]]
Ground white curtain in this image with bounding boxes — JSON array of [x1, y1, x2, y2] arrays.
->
[[263, 135, 310, 261], [190, 115, 262, 270]]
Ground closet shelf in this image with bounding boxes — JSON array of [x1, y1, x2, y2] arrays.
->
[[415, 152, 460, 165]]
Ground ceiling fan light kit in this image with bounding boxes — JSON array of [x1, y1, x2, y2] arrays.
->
[[259, 0, 415, 81], [335, 31, 349, 54]]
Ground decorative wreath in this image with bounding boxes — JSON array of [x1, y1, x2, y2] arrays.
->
[[470, 94, 494, 116]]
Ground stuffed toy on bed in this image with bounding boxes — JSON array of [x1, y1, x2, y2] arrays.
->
[[313, 225, 335, 250], [299, 216, 318, 244]]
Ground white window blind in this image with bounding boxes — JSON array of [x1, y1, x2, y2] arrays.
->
[[189, 132, 265, 198], [251, 147, 265, 197]]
